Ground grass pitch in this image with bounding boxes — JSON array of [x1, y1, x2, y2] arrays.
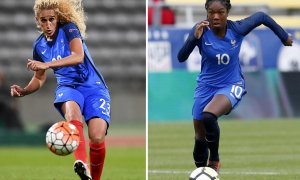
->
[[0, 146, 145, 180], [0, 123, 146, 180], [148, 119, 300, 180]]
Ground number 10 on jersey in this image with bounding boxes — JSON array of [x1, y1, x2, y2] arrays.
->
[[216, 53, 230, 65]]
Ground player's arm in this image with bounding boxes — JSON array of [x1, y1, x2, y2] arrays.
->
[[45, 38, 84, 68], [11, 69, 46, 97], [177, 24, 204, 62], [27, 38, 84, 71], [232, 12, 293, 46]]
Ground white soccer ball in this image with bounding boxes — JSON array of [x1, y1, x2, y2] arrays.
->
[[46, 121, 80, 156], [189, 167, 220, 180]]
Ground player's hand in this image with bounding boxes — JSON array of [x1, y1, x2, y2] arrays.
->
[[283, 33, 293, 46], [27, 59, 49, 71], [10, 85, 26, 97], [194, 21, 210, 39]]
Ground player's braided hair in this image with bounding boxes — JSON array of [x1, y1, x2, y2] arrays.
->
[[205, 0, 231, 12], [33, 0, 87, 38]]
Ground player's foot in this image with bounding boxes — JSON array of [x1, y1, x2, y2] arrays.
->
[[208, 160, 221, 173], [195, 160, 207, 168], [74, 160, 92, 180]]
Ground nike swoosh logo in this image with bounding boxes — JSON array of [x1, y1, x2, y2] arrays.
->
[[41, 49, 47, 54], [205, 42, 213, 46]]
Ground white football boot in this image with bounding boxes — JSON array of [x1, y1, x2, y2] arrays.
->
[[74, 160, 92, 180]]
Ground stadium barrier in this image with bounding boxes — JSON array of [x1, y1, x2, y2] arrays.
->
[[0, 128, 45, 145]]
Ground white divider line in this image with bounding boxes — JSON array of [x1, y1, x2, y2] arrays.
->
[[148, 169, 289, 175]]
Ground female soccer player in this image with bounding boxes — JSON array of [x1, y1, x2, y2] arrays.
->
[[177, 0, 293, 173], [10, 0, 110, 179]]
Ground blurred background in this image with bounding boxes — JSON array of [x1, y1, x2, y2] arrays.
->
[[0, 0, 145, 144], [148, 0, 300, 121]]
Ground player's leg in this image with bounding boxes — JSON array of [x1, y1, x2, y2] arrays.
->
[[54, 87, 91, 179], [203, 94, 231, 159], [88, 118, 107, 180], [202, 94, 231, 172], [192, 95, 212, 167], [193, 119, 209, 167], [61, 101, 92, 180], [61, 101, 88, 163], [82, 87, 110, 180], [203, 82, 246, 172]]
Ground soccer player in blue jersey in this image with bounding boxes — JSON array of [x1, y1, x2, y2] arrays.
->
[[177, 0, 293, 173], [10, 0, 109, 179]]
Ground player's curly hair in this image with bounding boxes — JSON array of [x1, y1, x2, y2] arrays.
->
[[205, 0, 231, 12], [33, 0, 87, 38]]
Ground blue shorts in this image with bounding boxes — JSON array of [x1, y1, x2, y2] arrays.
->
[[54, 85, 111, 124], [192, 83, 246, 120]]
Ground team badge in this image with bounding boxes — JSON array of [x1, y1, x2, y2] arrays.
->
[[231, 39, 236, 46]]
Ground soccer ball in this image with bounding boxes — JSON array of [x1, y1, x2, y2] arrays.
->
[[46, 121, 80, 156], [189, 167, 220, 180]]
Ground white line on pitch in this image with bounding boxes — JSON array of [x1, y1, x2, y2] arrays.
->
[[148, 170, 286, 175], [149, 170, 190, 174]]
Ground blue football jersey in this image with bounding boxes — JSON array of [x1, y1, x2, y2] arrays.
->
[[32, 22, 107, 88], [197, 28, 244, 87], [178, 12, 288, 88]]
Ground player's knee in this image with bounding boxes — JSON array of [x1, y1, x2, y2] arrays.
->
[[202, 112, 217, 130], [195, 126, 206, 141], [89, 133, 105, 144], [64, 111, 82, 121], [201, 112, 219, 141], [194, 119, 206, 140], [88, 118, 107, 144]]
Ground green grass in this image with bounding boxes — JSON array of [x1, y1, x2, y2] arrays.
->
[[0, 146, 145, 180], [148, 119, 300, 180], [0, 122, 146, 180]]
